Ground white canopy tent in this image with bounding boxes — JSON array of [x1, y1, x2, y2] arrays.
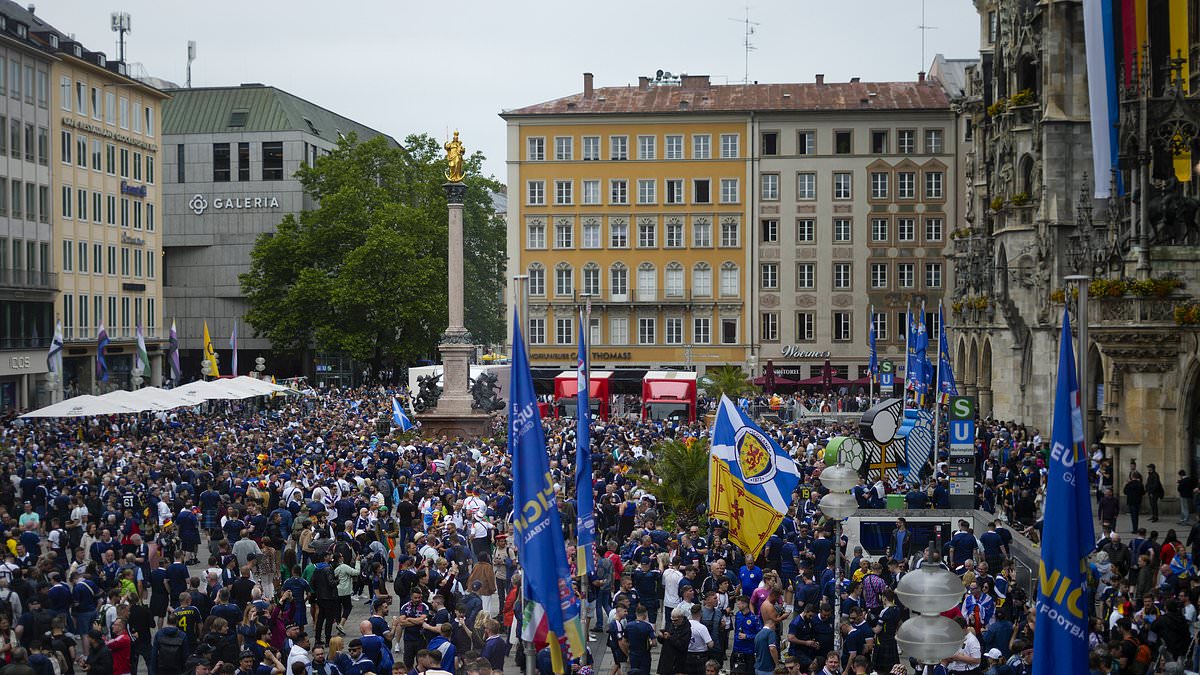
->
[[20, 394, 142, 418], [21, 375, 293, 417]]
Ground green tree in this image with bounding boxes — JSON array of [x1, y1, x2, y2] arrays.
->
[[699, 365, 759, 401], [637, 437, 711, 529], [240, 133, 506, 372]]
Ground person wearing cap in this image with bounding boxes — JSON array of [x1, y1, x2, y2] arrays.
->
[[83, 629, 114, 675]]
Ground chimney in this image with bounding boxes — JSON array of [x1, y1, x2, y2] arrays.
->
[[638, 76, 650, 91], [26, 4, 34, 14], [815, 74, 825, 85], [918, 71, 926, 82], [681, 74, 710, 90], [583, 72, 594, 98], [850, 77, 860, 83]]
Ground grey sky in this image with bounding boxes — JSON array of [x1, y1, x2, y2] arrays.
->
[[39, 0, 981, 179]]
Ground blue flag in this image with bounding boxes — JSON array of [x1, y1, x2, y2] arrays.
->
[[905, 309, 922, 392], [509, 309, 584, 669], [575, 309, 595, 576], [937, 303, 958, 404], [1032, 308, 1094, 675], [914, 307, 930, 398], [867, 307, 878, 380], [392, 398, 414, 431]]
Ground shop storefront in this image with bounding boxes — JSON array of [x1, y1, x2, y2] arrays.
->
[[0, 349, 50, 410]]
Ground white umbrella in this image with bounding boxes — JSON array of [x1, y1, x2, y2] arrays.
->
[[171, 380, 236, 401], [103, 388, 183, 412], [228, 375, 291, 395], [21, 394, 142, 418]]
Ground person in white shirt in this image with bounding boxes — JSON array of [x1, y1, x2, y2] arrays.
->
[[286, 631, 312, 675], [662, 559, 684, 617], [686, 604, 713, 666], [945, 616, 981, 672]]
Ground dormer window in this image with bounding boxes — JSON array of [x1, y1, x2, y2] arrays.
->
[[48, 35, 58, 49], [0, 17, 7, 30], [97, 55, 106, 67], [73, 45, 82, 57], [16, 25, 26, 38]]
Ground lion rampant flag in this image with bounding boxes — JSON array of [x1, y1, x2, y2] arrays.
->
[[709, 394, 802, 559]]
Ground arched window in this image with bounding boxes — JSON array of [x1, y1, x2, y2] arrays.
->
[[665, 262, 684, 297], [693, 263, 712, 297], [582, 263, 601, 296], [610, 263, 628, 300], [528, 263, 545, 296], [555, 262, 573, 297], [637, 263, 657, 301], [719, 262, 739, 297]]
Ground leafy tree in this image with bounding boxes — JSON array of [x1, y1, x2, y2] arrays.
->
[[637, 437, 711, 529], [240, 133, 506, 372], [699, 365, 759, 401]]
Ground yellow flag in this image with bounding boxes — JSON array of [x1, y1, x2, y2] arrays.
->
[[202, 321, 221, 377]]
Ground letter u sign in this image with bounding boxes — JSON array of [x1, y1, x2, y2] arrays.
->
[[950, 419, 972, 443]]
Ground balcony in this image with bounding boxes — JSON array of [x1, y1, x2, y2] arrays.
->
[[1086, 295, 1183, 326], [0, 269, 56, 291]]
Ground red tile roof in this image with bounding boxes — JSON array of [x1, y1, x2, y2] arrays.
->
[[501, 79, 950, 117]]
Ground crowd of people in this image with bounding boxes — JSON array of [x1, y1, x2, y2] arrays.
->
[[0, 385, 1190, 675]]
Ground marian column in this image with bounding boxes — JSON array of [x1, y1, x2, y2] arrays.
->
[[436, 131, 475, 416]]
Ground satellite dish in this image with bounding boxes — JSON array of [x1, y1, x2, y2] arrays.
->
[[656, 69, 664, 79]]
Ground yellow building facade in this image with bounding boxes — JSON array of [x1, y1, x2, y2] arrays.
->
[[502, 101, 752, 375]]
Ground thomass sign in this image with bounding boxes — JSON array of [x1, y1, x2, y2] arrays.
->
[[189, 194, 281, 215]]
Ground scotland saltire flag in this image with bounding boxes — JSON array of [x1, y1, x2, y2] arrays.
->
[[575, 308, 595, 576], [167, 319, 182, 384], [709, 395, 802, 557], [867, 306, 878, 382], [47, 320, 63, 373], [937, 302, 958, 404], [96, 324, 110, 382], [509, 308, 584, 671], [391, 398, 414, 431], [1032, 308, 1094, 675]]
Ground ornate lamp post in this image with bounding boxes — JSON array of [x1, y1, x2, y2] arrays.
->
[[255, 356, 267, 379], [817, 463, 859, 652], [895, 565, 968, 664]]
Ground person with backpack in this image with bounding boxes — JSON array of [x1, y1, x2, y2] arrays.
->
[[150, 614, 189, 675], [311, 553, 340, 648]]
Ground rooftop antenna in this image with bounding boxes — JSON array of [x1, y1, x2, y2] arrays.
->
[[918, 0, 938, 72], [110, 11, 130, 63], [186, 40, 196, 88], [729, 7, 758, 84]]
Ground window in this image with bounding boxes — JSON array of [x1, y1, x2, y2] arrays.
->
[[872, 312, 889, 341], [898, 218, 915, 242], [93, 244, 102, 274], [692, 134, 710, 159], [833, 218, 852, 242], [796, 313, 815, 341], [925, 171, 944, 199], [761, 218, 779, 243], [872, 218, 889, 242], [637, 218, 656, 248], [9, 62, 18, 101], [582, 136, 600, 160], [610, 179, 628, 205], [693, 317, 710, 344], [797, 219, 814, 242], [692, 263, 712, 297], [175, 144, 184, 182], [637, 179, 656, 204], [60, 186, 72, 219], [964, 118, 974, 142], [78, 241, 87, 273], [62, 240, 73, 272], [556, 317, 573, 345], [871, 130, 888, 154], [555, 264, 573, 296], [77, 189, 86, 223], [720, 133, 739, 158], [610, 264, 628, 297], [554, 180, 573, 205], [33, 126, 45, 165], [833, 312, 852, 341], [610, 136, 628, 160], [8, 119, 15, 159], [609, 218, 628, 248], [133, 201, 142, 230], [90, 139, 100, 170], [833, 172, 852, 199], [693, 218, 712, 247], [554, 136, 572, 161], [237, 143, 250, 181], [665, 135, 683, 159], [527, 180, 545, 205], [796, 261, 816, 288], [925, 263, 943, 288], [898, 172, 915, 199], [871, 172, 889, 199], [721, 318, 738, 344], [262, 142, 284, 180], [609, 316, 628, 345], [797, 172, 816, 200], [20, 124, 30, 162], [637, 135, 655, 160], [638, 318, 656, 345], [582, 180, 600, 205], [833, 262, 852, 289], [147, 204, 155, 231], [665, 219, 683, 248], [637, 265, 657, 301], [527, 137, 545, 161], [213, 143, 231, 181], [898, 130, 915, 154], [554, 219, 573, 248], [988, 10, 998, 43], [525, 219, 546, 249], [761, 173, 779, 201], [106, 195, 116, 225], [59, 75, 70, 110], [761, 131, 779, 156], [144, 106, 154, 136], [761, 313, 779, 341], [9, 181, 17, 220], [665, 264, 683, 297], [719, 178, 738, 203], [121, 247, 130, 276], [719, 217, 739, 247], [760, 263, 778, 290], [582, 264, 600, 296], [871, 263, 888, 288], [693, 179, 710, 204], [582, 218, 601, 248], [797, 130, 815, 155], [898, 263, 915, 288], [925, 129, 944, 154], [119, 97, 129, 129], [92, 193, 101, 223], [834, 130, 853, 154], [719, 264, 739, 297], [120, 148, 130, 178], [24, 185, 32, 222], [665, 179, 684, 204], [528, 319, 545, 345], [91, 87, 100, 119], [134, 249, 143, 277], [925, 217, 944, 242], [60, 130, 71, 164], [120, 198, 130, 228], [528, 265, 545, 296]]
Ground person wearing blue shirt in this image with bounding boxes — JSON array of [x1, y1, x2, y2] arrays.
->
[[45, 574, 71, 617], [839, 606, 874, 666], [426, 622, 456, 674], [738, 562, 763, 598], [623, 605, 655, 675], [753, 616, 779, 675], [949, 520, 978, 566], [892, 518, 912, 562], [905, 487, 930, 509], [731, 595, 761, 674], [810, 531, 833, 574], [979, 521, 1008, 571], [933, 480, 951, 509], [631, 561, 661, 626], [71, 573, 99, 637]]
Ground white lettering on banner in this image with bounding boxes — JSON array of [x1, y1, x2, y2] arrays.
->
[[781, 346, 831, 358], [8, 356, 30, 370], [189, 194, 280, 216]]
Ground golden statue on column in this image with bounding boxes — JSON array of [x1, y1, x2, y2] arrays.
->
[[444, 131, 465, 183]]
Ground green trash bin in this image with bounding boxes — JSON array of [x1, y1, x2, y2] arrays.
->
[[887, 493, 906, 511]]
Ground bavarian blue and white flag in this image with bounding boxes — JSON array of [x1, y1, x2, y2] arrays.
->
[[392, 397, 414, 431], [1032, 308, 1094, 675]]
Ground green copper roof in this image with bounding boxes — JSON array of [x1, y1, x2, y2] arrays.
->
[[162, 84, 398, 146]]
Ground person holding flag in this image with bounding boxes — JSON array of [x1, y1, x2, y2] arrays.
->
[[392, 397, 415, 431], [574, 308, 596, 632], [1031, 308, 1094, 674]]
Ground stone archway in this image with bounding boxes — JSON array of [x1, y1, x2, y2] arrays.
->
[[980, 339, 994, 417], [1183, 361, 1200, 479]]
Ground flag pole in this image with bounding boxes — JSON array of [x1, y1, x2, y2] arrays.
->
[[903, 301, 911, 416], [512, 273, 535, 675], [869, 304, 875, 405], [931, 299, 943, 479]]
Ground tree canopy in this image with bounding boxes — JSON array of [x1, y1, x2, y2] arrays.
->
[[240, 133, 506, 371]]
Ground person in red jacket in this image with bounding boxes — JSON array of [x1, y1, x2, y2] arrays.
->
[[106, 620, 132, 675]]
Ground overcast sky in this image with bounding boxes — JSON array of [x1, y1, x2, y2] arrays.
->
[[38, 0, 981, 179]]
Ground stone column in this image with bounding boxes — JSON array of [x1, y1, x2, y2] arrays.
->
[[437, 182, 475, 415]]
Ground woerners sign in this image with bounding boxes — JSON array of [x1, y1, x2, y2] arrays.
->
[[189, 194, 281, 215], [780, 346, 831, 358]]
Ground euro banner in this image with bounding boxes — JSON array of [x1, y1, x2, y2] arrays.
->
[[709, 395, 801, 559]]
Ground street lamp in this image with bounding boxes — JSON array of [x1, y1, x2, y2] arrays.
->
[[255, 356, 266, 379], [817, 463, 859, 652], [895, 565, 968, 663]]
